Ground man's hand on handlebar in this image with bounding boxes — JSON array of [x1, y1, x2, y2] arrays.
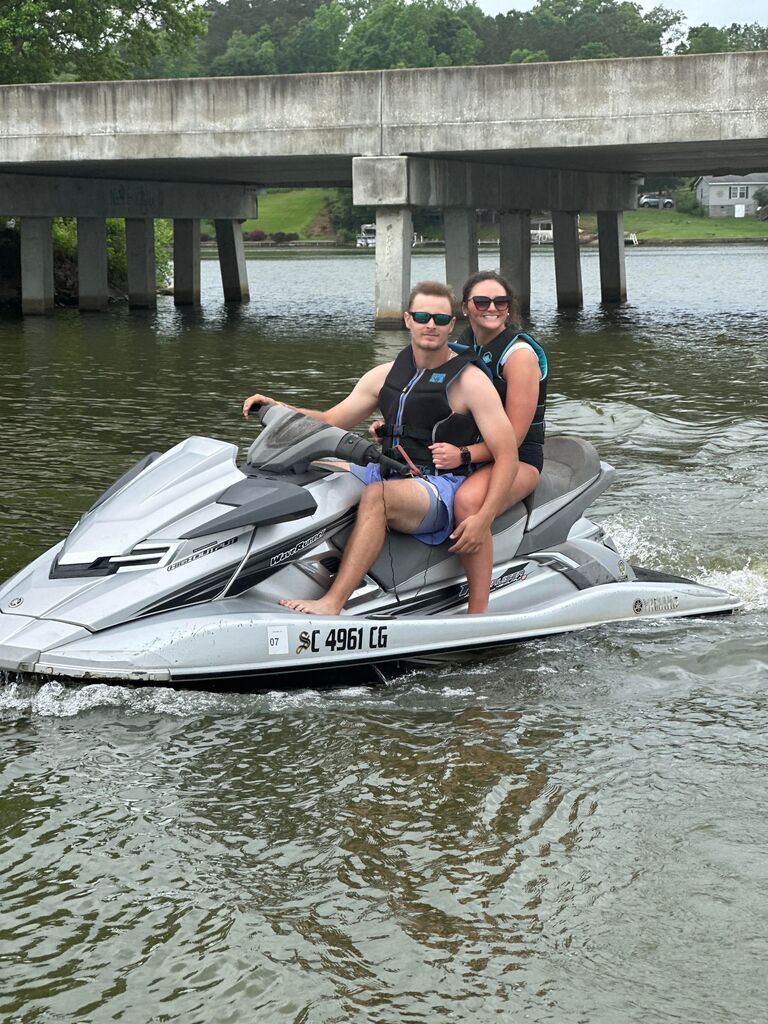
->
[[243, 394, 286, 417], [368, 419, 385, 444]]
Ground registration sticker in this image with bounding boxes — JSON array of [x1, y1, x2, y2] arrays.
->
[[267, 626, 289, 655]]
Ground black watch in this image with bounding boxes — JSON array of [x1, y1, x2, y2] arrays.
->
[[459, 446, 472, 466]]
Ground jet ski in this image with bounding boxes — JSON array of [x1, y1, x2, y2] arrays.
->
[[0, 403, 740, 689]]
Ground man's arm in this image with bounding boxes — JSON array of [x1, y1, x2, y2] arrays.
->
[[450, 367, 519, 554], [242, 363, 390, 429]]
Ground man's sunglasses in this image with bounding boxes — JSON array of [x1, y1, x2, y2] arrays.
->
[[470, 295, 511, 310], [409, 311, 454, 326]]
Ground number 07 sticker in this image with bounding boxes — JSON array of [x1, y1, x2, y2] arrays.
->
[[267, 626, 288, 655]]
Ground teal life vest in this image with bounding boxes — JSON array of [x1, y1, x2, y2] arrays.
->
[[450, 326, 548, 447]]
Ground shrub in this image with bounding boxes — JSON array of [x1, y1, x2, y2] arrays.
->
[[673, 189, 704, 215], [243, 229, 267, 241]]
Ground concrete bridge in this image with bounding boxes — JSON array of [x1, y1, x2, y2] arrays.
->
[[1, 51, 766, 321]]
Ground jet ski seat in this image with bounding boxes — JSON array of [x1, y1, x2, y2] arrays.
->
[[360, 436, 611, 594], [517, 436, 613, 554]]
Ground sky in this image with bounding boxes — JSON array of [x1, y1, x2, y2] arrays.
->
[[473, 0, 767, 26]]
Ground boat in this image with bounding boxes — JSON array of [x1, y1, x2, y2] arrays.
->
[[0, 404, 740, 689], [355, 223, 376, 248]]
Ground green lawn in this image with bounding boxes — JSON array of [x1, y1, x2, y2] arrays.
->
[[239, 188, 336, 237], [582, 209, 768, 241]]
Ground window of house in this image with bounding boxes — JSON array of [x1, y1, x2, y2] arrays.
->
[[728, 185, 748, 199]]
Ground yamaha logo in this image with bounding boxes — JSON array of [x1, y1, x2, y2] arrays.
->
[[9, 597, 24, 608], [633, 599, 643, 614]]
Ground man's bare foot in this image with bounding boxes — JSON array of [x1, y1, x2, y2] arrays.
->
[[279, 596, 343, 615]]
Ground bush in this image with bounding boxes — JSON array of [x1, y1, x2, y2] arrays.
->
[[673, 188, 704, 215], [268, 231, 299, 244], [243, 229, 267, 241]]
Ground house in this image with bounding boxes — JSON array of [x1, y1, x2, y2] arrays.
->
[[695, 173, 768, 218]]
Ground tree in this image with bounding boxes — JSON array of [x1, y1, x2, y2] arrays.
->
[[0, 0, 208, 84], [677, 24, 733, 54], [339, 0, 482, 71], [281, 3, 350, 74], [200, 0, 330, 69], [211, 28, 279, 75], [676, 21, 768, 55], [497, 0, 684, 65]]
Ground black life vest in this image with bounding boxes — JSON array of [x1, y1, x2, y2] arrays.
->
[[378, 346, 479, 476], [452, 325, 548, 447]]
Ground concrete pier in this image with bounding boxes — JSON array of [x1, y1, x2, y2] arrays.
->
[[0, 174, 257, 314], [500, 211, 532, 314], [214, 220, 250, 303], [20, 218, 54, 315], [125, 218, 157, 309], [354, 155, 635, 325], [173, 218, 201, 306], [552, 211, 583, 309], [77, 218, 109, 311], [374, 206, 412, 329], [443, 208, 478, 304], [597, 210, 627, 304]]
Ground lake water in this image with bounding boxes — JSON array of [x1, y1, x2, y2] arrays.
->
[[1, 246, 767, 1022]]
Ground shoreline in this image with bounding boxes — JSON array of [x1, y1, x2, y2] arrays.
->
[[200, 236, 768, 259]]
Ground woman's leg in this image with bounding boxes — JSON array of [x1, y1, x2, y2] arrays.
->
[[453, 463, 541, 613]]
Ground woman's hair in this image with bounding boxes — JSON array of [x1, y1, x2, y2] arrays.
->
[[408, 280, 456, 311], [461, 270, 520, 327]]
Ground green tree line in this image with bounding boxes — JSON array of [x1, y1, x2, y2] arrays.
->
[[2, 0, 766, 85]]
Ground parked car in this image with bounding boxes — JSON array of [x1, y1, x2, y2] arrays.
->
[[638, 193, 675, 208]]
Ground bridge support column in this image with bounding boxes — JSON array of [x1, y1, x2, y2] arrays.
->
[[77, 218, 109, 311], [444, 208, 478, 302], [552, 211, 583, 308], [215, 219, 249, 303], [597, 211, 627, 303], [499, 210, 531, 314], [126, 218, 157, 309], [173, 218, 201, 306], [20, 218, 54, 315], [374, 206, 412, 329]]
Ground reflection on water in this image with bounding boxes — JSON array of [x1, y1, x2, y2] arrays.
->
[[1, 247, 768, 1022]]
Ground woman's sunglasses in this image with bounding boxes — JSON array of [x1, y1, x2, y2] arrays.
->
[[470, 295, 511, 311], [409, 311, 454, 326]]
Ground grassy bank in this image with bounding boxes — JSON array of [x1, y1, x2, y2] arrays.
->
[[579, 209, 767, 242], [207, 188, 336, 238], [207, 189, 768, 245]]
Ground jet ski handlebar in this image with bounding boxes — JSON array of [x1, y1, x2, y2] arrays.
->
[[334, 431, 411, 477], [247, 401, 411, 476]]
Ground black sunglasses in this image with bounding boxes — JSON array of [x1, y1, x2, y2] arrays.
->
[[409, 311, 454, 326], [470, 295, 511, 311]]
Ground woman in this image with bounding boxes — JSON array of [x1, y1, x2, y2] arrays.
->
[[431, 270, 548, 613]]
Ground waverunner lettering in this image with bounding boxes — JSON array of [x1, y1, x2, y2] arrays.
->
[[269, 530, 326, 567], [167, 536, 238, 572], [458, 566, 526, 600], [295, 625, 389, 654], [633, 595, 680, 615]]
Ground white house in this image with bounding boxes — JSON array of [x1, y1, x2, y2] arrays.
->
[[695, 173, 768, 218]]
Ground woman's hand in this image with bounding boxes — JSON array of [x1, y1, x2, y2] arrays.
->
[[429, 442, 462, 471], [242, 393, 276, 417], [449, 512, 492, 555], [368, 419, 385, 445]]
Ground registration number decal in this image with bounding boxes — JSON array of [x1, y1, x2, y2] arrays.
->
[[295, 625, 388, 655]]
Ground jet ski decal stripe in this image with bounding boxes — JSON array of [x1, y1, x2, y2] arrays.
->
[[136, 510, 357, 619]]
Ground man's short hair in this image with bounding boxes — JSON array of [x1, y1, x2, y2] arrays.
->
[[407, 280, 456, 312]]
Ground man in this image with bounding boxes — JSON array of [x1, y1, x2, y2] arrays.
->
[[242, 281, 518, 615]]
